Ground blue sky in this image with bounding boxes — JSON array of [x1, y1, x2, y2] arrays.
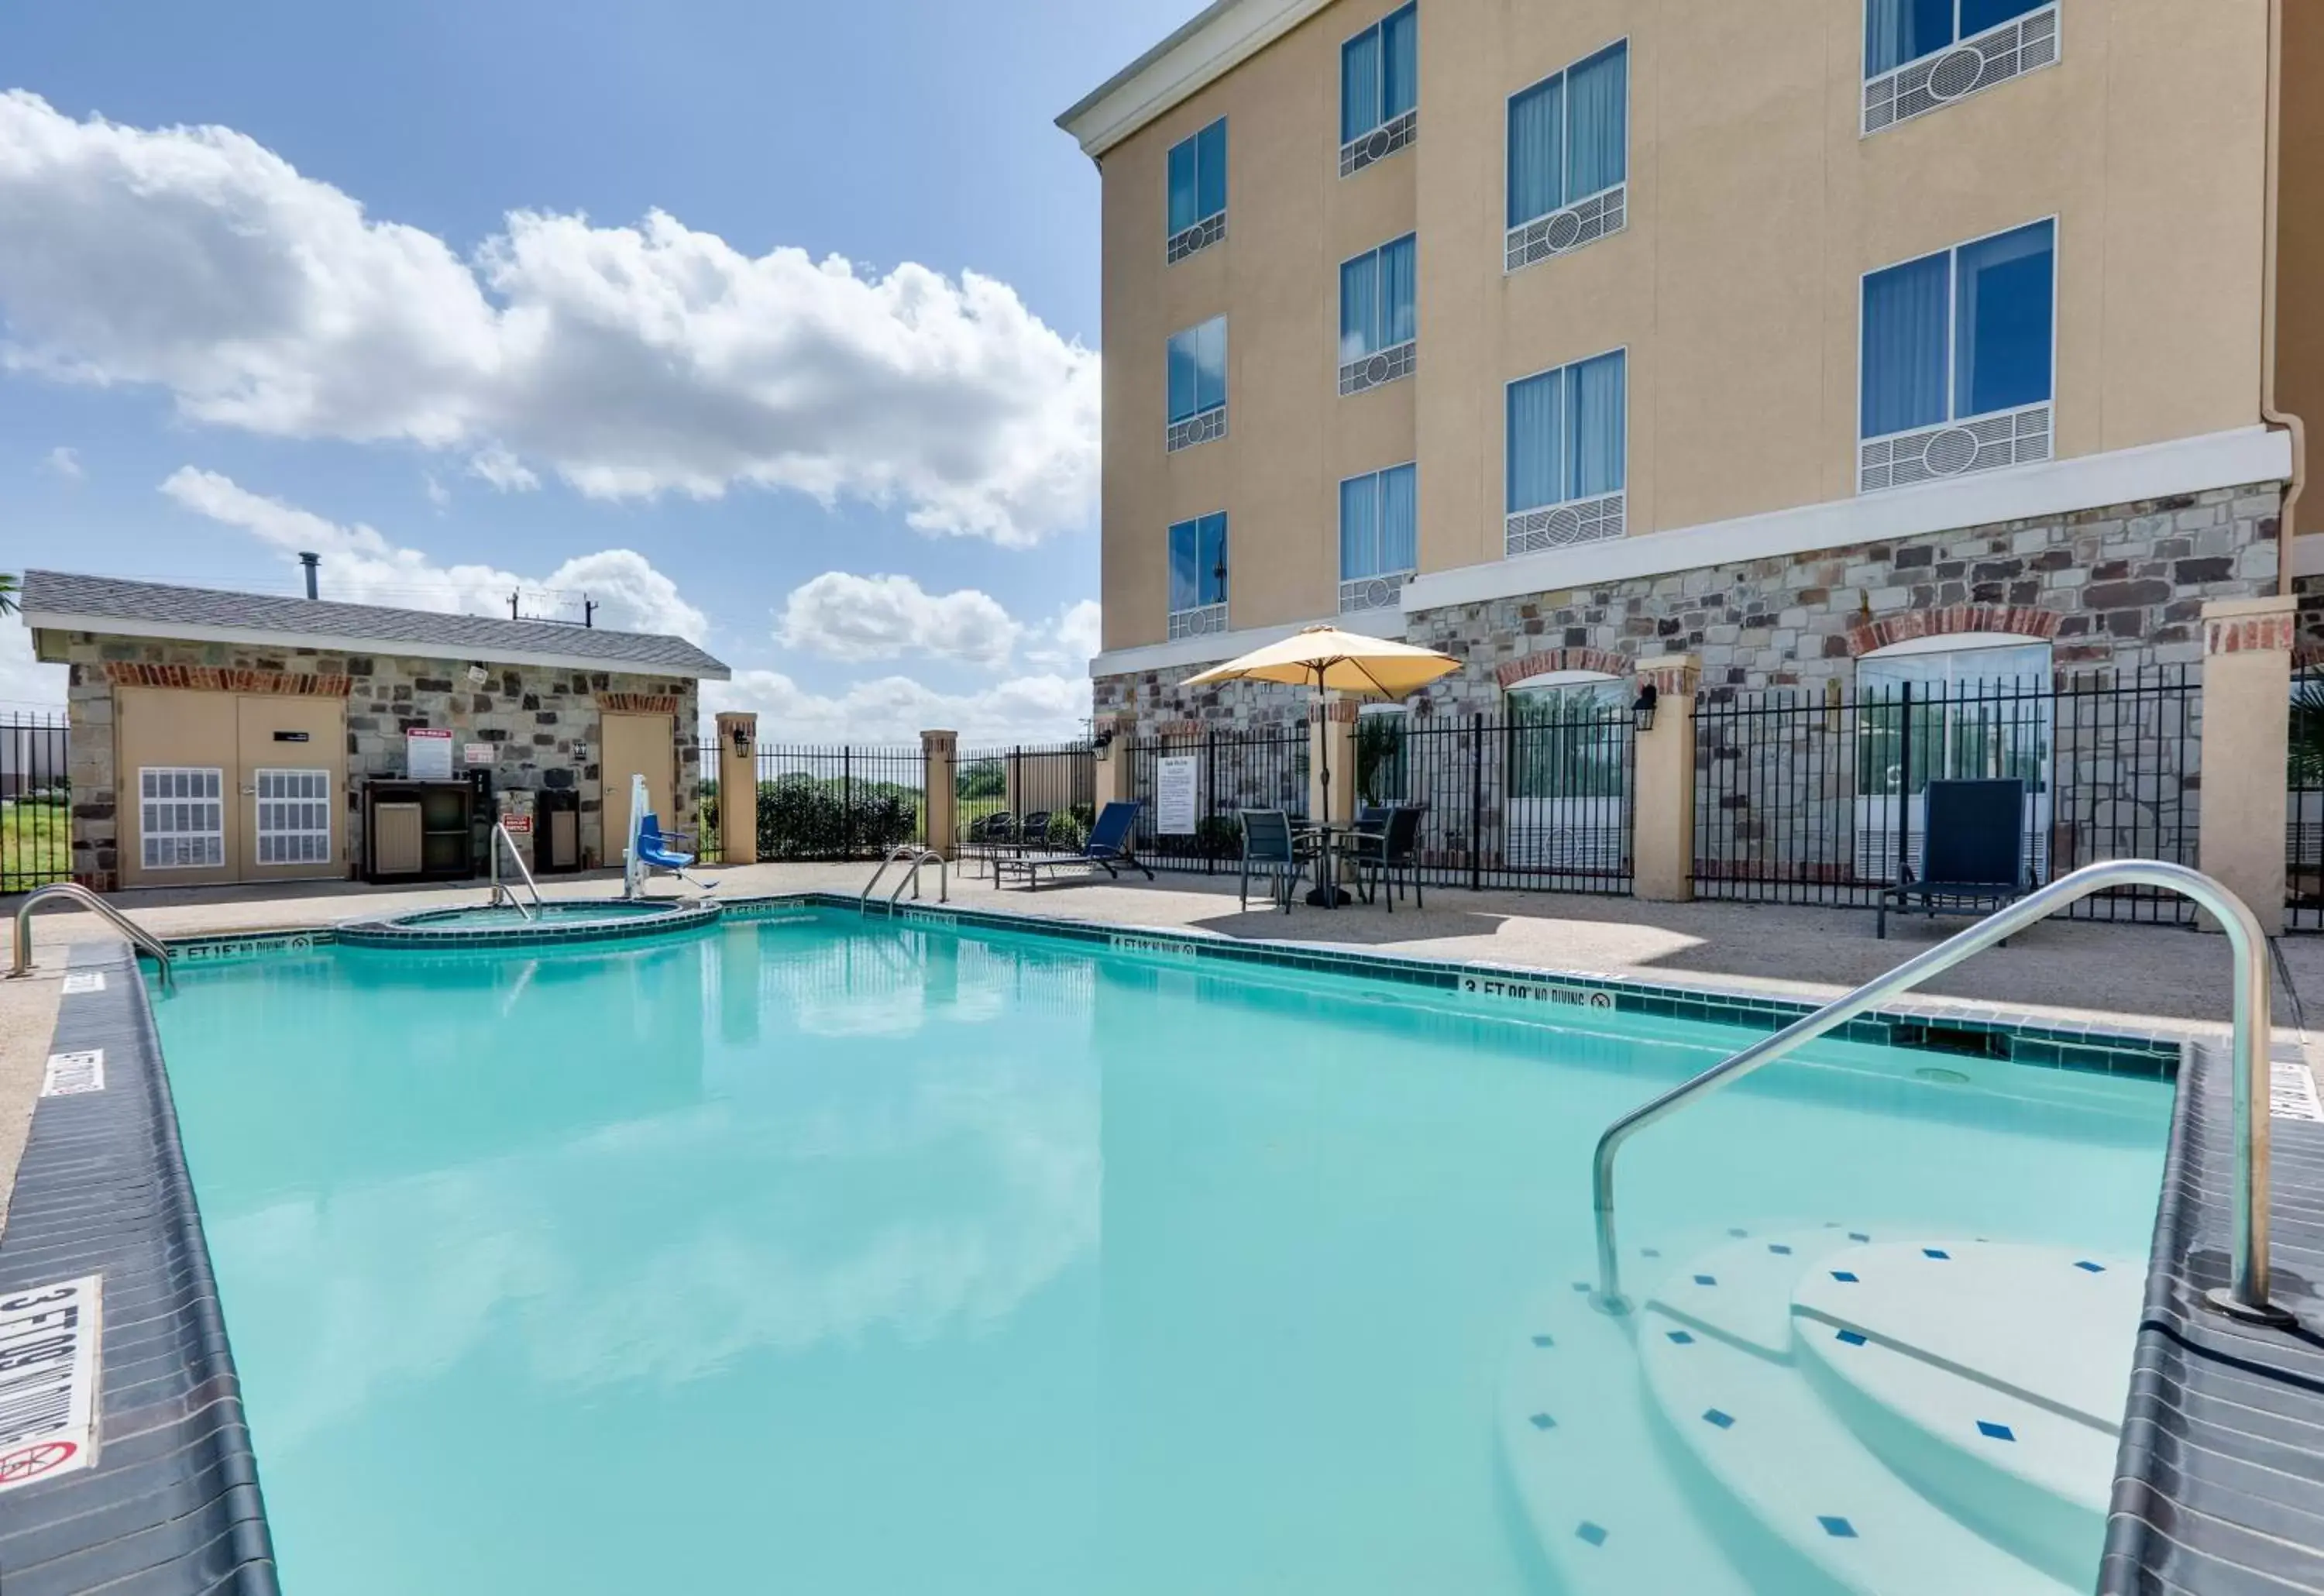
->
[[0, 0, 1191, 735]]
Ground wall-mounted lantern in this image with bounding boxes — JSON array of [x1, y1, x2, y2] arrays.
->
[[1631, 682, 1659, 734]]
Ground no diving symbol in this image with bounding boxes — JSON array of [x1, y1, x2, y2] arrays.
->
[[1586, 991, 1614, 1010], [0, 1441, 77, 1484]]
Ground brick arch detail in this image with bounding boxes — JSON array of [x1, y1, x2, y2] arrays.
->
[[1844, 604, 2061, 659], [1494, 648, 1631, 690]]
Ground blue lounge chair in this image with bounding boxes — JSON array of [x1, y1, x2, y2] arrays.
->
[[993, 801, 1154, 890], [635, 812, 715, 893], [1875, 779, 2024, 939]]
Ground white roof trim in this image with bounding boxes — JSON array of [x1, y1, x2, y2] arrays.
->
[[23, 611, 731, 682], [1057, 0, 1332, 158]]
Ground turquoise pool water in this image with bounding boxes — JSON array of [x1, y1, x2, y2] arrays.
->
[[154, 913, 2172, 1594]]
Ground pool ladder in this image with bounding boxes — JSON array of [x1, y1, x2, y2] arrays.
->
[[861, 845, 947, 909], [8, 882, 177, 996], [1590, 859, 2288, 1328], [488, 820, 545, 923]]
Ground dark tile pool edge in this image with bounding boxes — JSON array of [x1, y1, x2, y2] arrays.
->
[[2100, 1035, 2324, 1596], [751, 892, 2185, 1079], [0, 945, 279, 1595]]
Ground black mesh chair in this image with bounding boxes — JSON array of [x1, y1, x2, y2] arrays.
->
[[1877, 778, 2029, 939], [1239, 809, 1313, 913], [1347, 804, 1425, 911]]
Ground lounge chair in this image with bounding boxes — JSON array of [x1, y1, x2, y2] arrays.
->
[[1346, 803, 1425, 912], [634, 813, 715, 894], [992, 801, 1153, 890], [1238, 808, 1315, 913], [1875, 778, 2027, 939]]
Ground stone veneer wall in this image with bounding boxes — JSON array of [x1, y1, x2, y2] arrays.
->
[[1092, 482, 2283, 737], [57, 631, 701, 889]]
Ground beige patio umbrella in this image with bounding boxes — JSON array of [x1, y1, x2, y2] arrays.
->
[[1182, 626, 1459, 858]]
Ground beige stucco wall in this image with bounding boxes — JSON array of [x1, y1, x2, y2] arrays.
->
[[1095, 0, 2273, 649]]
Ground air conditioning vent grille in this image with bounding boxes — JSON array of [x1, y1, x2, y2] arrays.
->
[[1859, 402, 2051, 494], [1505, 184, 1628, 275], [1338, 339, 1417, 397], [1339, 108, 1418, 178], [1864, 4, 2058, 135], [1337, 572, 1411, 616], [1167, 408, 1227, 454], [1167, 603, 1229, 641], [1166, 212, 1226, 266], [1504, 491, 1626, 557]]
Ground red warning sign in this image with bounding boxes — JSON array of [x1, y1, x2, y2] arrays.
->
[[500, 814, 532, 835], [0, 1440, 77, 1484]]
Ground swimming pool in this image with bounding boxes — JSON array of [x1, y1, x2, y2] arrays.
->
[[153, 908, 2171, 1594]]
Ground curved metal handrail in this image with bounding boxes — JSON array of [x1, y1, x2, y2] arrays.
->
[[9, 883, 177, 996], [861, 844, 947, 909], [488, 821, 543, 922], [1591, 859, 2285, 1326]]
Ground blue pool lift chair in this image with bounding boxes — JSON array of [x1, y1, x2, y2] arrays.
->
[[636, 813, 716, 894]]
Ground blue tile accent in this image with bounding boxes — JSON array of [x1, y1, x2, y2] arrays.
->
[[1640, 1247, 1661, 1258], [1703, 1409, 1735, 1429], [1848, 1231, 1872, 1242], [1977, 1420, 2016, 1441], [1923, 1247, 1951, 1260], [1819, 1516, 1858, 1539], [1768, 1243, 1793, 1255], [1532, 1333, 1555, 1348], [1576, 1522, 1607, 1547], [2075, 1260, 2106, 1273], [1693, 1274, 1718, 1287], [1831, 1270, 1860, 1283], [1836, 1329, 1868, 1347], [1728, 1227, 1749, 1237], [1573, 1281, 1593, 1292], [1530, 1412, 1557, 1431], [1666, 1329, 1696, 1345]]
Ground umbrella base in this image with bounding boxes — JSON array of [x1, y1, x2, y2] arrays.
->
[[1304, 885, 1353, 908]]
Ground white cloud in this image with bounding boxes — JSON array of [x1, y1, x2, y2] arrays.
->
[[705, 668, 1089, 745], [1026, 598, 1102, 672], [160, 466, 709, 641], [467, 445, 538, 492], [40, 445, 80, 480], [777, 572, 1021, 668], [0, 91, 1098, 545], [423, 473, 449, 510], [0, 621, 65, 708]]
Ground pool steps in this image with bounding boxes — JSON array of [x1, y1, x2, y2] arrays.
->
[[1503, 1224, 2136, 1593]]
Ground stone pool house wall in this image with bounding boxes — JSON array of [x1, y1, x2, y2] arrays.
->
[[20, 569, 728, 893]]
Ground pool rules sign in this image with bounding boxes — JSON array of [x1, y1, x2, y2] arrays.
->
[[0, 1275, 101, 1493], [1156, 756, 1199, 836]]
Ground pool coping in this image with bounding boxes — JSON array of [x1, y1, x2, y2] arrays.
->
[[9, 890, 2319, 1594]]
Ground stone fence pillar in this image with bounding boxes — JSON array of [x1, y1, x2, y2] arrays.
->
[[1631, 655, 1700, 903], [715, 712, 758, 866], [922, 728, 959, 859], [2198, 597, 2295, 936]]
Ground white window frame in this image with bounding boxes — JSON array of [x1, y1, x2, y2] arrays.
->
[[1861, 2, 2061, 136], [1502, 345, 1629, 558], [1338, 462, 1418, 614], [1502, 36, 1631, 238], [1340, 2, 1420, 145], [1165, 117, 1229, 264], [1855, 215, 2058, 482], [1167, 511, 1230, 639]]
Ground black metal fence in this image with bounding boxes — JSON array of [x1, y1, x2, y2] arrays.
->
[[683, 738, 723, 865], [956, 742, 1095, 850], [0, 710, 69, 896], [2290, 671, 2324, 931], [1120, 725, 1309, 871], [1696, 666, 2200, 924], [753, 743, 926, 860]]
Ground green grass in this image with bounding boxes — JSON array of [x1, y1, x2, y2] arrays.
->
[[0, 797, 70, 890]]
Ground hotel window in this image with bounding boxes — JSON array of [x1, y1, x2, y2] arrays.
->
[[1858, 218, 2054, 492], [1340, 3, 1418, 176], [1863, 0, 2058, 134], [1339, 463, 1416, 614], [1166, 316, 1228, 452], [1338, 234, 1416, 396], [1168, 512, 1229, 639], [1504, 41, 1627, 273], [1166, 119, 1228, 263], [1504, 349, 1626, 555]]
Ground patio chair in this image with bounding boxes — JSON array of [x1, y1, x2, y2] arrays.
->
[[1019, 810, 1054, 848], [1346, 803, 1425, 912], [992, 801, 1154, 890], [634, 813, 715, 894], [1875, 778, 2027, 939], [965, 811, 1016, 844], [1238, 808, 1314, 913]]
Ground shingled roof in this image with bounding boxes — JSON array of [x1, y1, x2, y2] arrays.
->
[[19, 569, 730, 679]]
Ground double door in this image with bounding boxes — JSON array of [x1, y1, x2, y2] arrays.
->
[[118, 688, 346, 888]]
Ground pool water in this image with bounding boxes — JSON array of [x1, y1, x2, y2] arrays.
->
[[154, 913, 2171, 1595]]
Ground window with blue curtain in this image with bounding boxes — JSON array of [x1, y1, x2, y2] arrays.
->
[[1342, 3, 1418, 144], [1168, 513, 1229, 614], [1167, 317, 1228, 424], [1339, 234, 1417, 364], [1859, 218, 2053, 439], [1507, 40, 1628, 229], [1167, 119, 1228, 237], [1505, 349, 1627, 513], [1339, 464, 1418, 580], [1865, 0, 2047, 77]]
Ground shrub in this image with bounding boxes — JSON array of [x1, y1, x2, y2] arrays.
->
[[756, 775, 920, 858]]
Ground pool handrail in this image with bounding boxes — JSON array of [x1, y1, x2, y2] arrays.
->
[[488, 820, 544, 922], [861, 844, 947, 909], [1590, 858, 2287, 1326], [9, 882, 176, 996]]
